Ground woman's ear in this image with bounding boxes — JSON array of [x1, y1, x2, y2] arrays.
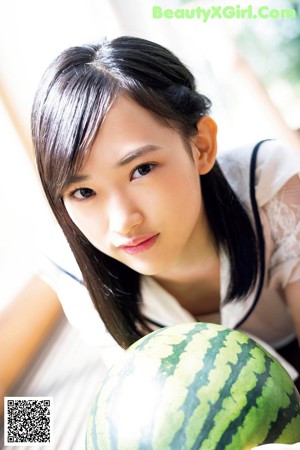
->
[[192, 116, 218, 175]]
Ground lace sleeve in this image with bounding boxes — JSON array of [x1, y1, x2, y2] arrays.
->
[[263, 174, 300, 287]]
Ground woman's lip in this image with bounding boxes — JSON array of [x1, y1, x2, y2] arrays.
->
[[120, 234, 159, 255]]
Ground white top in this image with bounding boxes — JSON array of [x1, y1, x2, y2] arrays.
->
[[39, 140, 300, 378]]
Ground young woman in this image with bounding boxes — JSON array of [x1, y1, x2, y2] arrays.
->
[[32, 36, 300, 429]]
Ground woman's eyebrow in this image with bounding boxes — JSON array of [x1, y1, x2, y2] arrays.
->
[[65, 174, 90, 190], [64, 145, 161, 191], [116, 145, 161, 167]]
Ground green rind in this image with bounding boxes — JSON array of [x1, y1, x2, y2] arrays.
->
[[86, 323, 300, 450]]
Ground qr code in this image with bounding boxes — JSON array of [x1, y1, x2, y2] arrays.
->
[[4, 397, 53, 446]]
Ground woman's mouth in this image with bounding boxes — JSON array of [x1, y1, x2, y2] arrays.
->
[[120, 234, 159, 255]]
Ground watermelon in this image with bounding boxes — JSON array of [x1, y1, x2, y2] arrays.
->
[[86, 322, 300, 450]]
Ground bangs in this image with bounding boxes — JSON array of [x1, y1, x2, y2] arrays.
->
[[34, 66, 120, 202]]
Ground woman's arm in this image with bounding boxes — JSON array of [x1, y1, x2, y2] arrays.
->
[[263, 173, 300, 344]]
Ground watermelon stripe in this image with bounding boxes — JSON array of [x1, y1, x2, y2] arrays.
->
[[105, 325, 206, 449], [159, 325, 208, 378], [140, 324, 209, 448], [170, 328, 231, 449], [262, 390, 300, 444], [191, 338, 258, 450], [213, 349, 272, 449]]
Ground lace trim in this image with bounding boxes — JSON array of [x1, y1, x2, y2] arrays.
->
[[264, 178, 300, 270]]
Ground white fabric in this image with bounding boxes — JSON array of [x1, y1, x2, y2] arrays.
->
[[216, 141, 300, 347], [38, 140, 300, 378], [264, 175, 300, 287]]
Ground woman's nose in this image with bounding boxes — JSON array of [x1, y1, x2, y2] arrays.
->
[[108, 193, 143, 236]]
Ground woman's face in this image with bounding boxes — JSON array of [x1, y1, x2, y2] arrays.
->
[[63, 96, 214, 279]]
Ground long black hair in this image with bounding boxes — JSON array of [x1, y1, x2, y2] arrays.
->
[[31, 36, 259, 348]]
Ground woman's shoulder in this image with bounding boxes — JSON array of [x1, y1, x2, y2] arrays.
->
[[218, 140, 300, 207], [254, 140, 300, 206]]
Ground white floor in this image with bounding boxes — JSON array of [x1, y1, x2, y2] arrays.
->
[[1, 315, 109, 450]]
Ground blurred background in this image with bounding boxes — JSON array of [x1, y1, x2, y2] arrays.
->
[[0, 0, 299, 448]]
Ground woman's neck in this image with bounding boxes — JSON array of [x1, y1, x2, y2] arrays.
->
[[152, 207, 221, 316], [153, 255, 220, 316]]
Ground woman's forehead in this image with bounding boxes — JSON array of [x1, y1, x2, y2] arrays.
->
[[83, 97, 164, 156]]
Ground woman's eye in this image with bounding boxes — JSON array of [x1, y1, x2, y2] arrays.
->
[[71, 188, 95, 200], [131, 164, 155, 180]]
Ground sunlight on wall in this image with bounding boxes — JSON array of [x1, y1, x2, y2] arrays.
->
[[0, 100, 51, 309], [0, 0, 121, 135]]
